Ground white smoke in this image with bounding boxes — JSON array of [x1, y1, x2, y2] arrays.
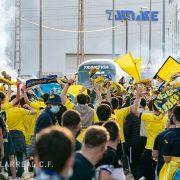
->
[[0, 0, 17, 78]]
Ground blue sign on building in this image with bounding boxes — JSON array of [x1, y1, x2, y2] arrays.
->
[[106, 10, 159, 21]]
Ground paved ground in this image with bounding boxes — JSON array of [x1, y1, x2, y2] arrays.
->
[[1, 162, 135, 180], [1, 172, 134, 180]]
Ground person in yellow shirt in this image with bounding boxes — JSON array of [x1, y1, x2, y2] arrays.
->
[[1, 81, 21, 111], [131, 90, 168, 180], [19, 88, 46, 174], [0, 93, 17, 179], [6, 92, 36, 179]]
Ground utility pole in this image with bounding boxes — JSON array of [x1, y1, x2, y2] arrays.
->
[[125, 17, 128, 54], [148, 0, 152, 66], [139, 7, 147, 59], [39, 0, 43, 78], [77, 0, 84, 67], [140, 17, 142, 58], [139, 8, 143, 58], [175, 7, 180, 55], [14, 0, 22, 77], [112, 0, 115, 57], [178, 21, 180, 53], [162, 0, 166, 58]]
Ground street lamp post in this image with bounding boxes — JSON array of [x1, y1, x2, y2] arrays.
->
[[112, 0, 115, 58], [176, 7, 180, 55], [162, 0, 166, 58], [125, 17, 128, 54], [140, 12, 142, 58], [149, 0, 152, 64], [139, 7, 147, 59], [39, 0, 43, 78]]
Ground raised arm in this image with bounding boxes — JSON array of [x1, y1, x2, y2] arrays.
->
[[6, 85, 12, 99], [94, 85, 103, 105], [131, 88, 143, 117], [11, 80, 21, 106], [21, 84, 31, 105], [60, 79, 75, 104], [106, 81, 111, 103]]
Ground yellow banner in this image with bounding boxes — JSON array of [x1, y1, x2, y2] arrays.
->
[[115, 53, 141, 82], [154, 56, 180, 82]]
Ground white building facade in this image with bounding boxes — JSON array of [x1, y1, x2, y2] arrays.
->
[[14, 0, 173, 76], [167, 0, 180, 58]]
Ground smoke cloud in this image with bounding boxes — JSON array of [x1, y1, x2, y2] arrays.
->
[[0, 0, 17, 78]]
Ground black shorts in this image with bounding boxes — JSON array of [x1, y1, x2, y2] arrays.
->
[[4, 132, 15, 157], [9, 130, 26, 153]]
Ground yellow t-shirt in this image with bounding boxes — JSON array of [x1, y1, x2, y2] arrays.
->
[[23, 110, 42, 145], [2, 101, 13, 111], [30, 101, 46, 110], [141, 113, 168, 150], [23, 101, 45, 145], [93, 110, 99, 123], [64, 99, 75, 110], [6, 107, 31, 135], [110, 114, 117, 121], [114, 107, 131, 143]]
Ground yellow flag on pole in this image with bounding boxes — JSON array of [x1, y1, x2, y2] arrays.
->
[[115, 53, 141, 82], [153, 56, 180, 82], [134, 58, 142, 80]]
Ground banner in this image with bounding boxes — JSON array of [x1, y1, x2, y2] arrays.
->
[[26, 75, 58, 88], [115, 53, 141, 82], [154, 89, 180, 113], [154, 56, 180, 82], [34, 83, 62, 98]]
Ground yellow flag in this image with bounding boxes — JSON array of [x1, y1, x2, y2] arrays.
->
[[67, 85, 87, 97], [89, 67, 99, 78], [110, 81, 125, 94], [154, 56, 180, 82], [115, 53, 141, 82], [0, 77, 16, 85], [134, 58, 142, 80], [93, 76, 105, 85], [137, 78, 151, 86]]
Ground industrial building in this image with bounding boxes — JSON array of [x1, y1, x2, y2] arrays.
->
[[6, 0, 180, 77]]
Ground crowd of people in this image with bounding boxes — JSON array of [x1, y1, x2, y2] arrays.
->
[[0, 73, 179, 180]]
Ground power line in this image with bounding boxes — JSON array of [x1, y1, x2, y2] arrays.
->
[[21, 17, 124, 33]]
